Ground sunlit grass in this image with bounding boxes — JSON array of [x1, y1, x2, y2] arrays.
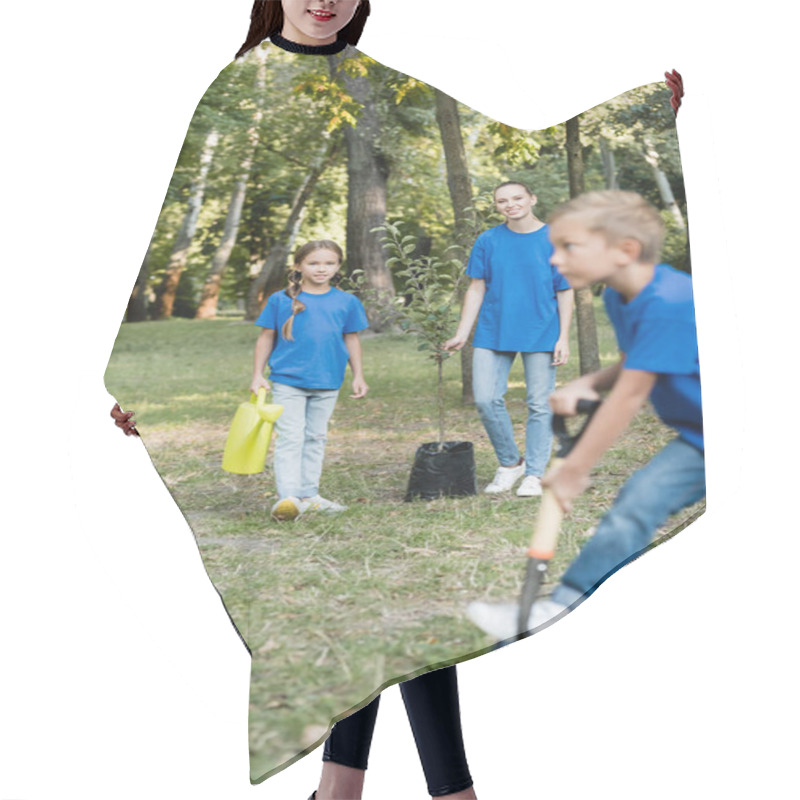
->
[[105, 300, 704, 780]]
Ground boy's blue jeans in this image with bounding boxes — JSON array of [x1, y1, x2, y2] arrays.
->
[[271, 382, 339, 499], [552, 437, 706, 607], [472, 347, 555, 477]]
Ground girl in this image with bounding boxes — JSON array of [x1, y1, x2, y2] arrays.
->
[[241, 10, 477, 800], [250, 239, 369, 521]]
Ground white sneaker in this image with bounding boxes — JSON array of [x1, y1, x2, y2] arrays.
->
[[304, 495, 348, 513], [271, 496, 303, 521], [484, 462, 525, 494], [466, 598, 568, 639], [516, 475, 543, 497]]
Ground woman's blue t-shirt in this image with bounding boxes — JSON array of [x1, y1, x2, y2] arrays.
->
[[603, 264, 704, 452], [466, 223, 571, 352], [255, 288, 369, 390]]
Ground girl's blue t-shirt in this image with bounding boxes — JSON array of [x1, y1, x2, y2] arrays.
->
[[603, 264, 704, 452], [256, 288, 369, 390], [466, 223, 571, 352]]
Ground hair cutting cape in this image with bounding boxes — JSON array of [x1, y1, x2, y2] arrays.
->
[[105, 39, 700, 782]]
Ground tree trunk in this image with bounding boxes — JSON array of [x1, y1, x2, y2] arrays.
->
[[194, 175, 248, 319], [334, 57, 394, 331], [196, 52, 269, 320], [566, 116, 601, 375], [437, 356, 446, 447], [153, 127, 219, 320], [434, 88, 476, 405], [599, 137, 619, 190], [245, 140, 339, 320], [643, 137, 685, 229], [126, 232, 155, 322]]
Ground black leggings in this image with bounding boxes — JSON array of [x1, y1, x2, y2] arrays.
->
[[322, 666, 472, 797]]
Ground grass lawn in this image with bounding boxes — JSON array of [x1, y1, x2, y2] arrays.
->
[[105, 300, 704, 780]]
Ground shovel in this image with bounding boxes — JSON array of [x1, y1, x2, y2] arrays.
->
[[516, 399, 601, 636]]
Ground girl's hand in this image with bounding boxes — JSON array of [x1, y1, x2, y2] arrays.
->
[[250, 376, 271, 395], [549, 382, 600, 416], [443, 333, 467, 351], [350, 376, 369, 399], [552, 337, 570, 366], [542, 462, 590, 513], [110, 403, 139, 437]]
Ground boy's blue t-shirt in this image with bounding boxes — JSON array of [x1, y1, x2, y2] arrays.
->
[[604, 264, 703, 452], [255, 288, 369, 390], [467, 223, 571, 353]]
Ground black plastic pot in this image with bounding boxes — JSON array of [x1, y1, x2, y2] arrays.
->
[[405, 441, 477, 501]]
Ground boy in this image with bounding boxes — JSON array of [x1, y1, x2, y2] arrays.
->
[[444, 182, 574, 497], [467, 190, 705, 639]]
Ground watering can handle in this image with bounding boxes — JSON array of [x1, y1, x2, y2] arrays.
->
[[252, 386, 269, 405]]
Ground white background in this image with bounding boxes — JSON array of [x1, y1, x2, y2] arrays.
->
[[1, 1, 797, 798]]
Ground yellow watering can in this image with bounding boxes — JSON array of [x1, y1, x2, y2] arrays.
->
[[222, 387, 283, 474]]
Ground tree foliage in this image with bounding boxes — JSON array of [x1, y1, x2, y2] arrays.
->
[[128, 46, 688, 321]]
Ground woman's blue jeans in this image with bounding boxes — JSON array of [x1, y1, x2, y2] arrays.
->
[[472, 347, 555, 477], [552, 437, 706, 606]]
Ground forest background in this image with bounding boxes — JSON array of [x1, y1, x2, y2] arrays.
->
[[2, 0, 796, 799], [123, 46, 688, 338]]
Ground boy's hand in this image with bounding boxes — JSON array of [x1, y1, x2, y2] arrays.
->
[[250, 376, 271, 395], [542, 462, 590, 513], [350, 376, 369, 399], [549, 383, 601, 416], [552, 336, 570, 366]]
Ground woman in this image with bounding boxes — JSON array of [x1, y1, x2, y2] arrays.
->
[[114, 2, 477, 797]]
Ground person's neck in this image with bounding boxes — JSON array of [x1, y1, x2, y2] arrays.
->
[[606, 262, 656, 302], [506, 214, 544, 234]]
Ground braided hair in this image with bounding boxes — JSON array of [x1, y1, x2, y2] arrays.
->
[[281, 240, 344, 341], [236, 0, 372, 59]]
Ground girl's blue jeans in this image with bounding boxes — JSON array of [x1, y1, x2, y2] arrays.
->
[[271, 382, 339, 499], [552, 437, 706, 606], [472, 347, 555, 476]]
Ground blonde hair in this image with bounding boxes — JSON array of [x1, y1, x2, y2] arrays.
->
[[281, 240, 344, 341], [548, 191, 665, 263]]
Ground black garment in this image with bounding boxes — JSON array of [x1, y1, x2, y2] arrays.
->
[[270, 32, 348, 55], [322, 666, 473, 797]]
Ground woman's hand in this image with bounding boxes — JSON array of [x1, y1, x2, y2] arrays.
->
[[250, 376, 271, 395], [443, 333, 468, 351], [110, 403, 139, 437], [552, 336, 570, 366], [350, 376, 369, 399]]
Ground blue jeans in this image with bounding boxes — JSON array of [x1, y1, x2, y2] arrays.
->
[[552, 437, 706, 606], [472, 348, 555, 476], [271, 382, 340, 499]]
